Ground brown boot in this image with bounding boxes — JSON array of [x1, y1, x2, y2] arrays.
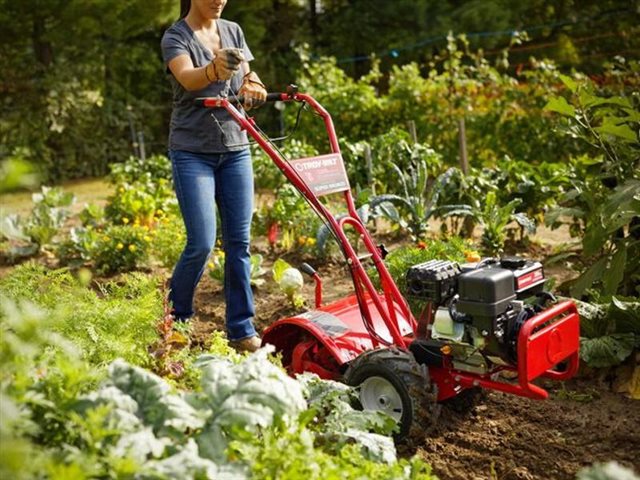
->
[[229, 335, 262, 353]]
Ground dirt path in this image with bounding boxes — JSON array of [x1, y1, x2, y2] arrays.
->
[[190, 249, 639, 480], [416, 385, 639, 479]]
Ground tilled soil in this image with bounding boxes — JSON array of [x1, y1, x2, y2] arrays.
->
[[415, 385, 639, 479], [191, 252, 640, 480]]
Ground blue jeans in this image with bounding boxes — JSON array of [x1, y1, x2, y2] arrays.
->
[[168, 149, 257, 341]]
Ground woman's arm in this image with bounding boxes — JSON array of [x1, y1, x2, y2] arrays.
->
[[168, 49, 245, 92], [168, 54, 213, 92]]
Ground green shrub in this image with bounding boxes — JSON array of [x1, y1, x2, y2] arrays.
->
[[92, 224, 151, 274], [252, 139, 319, 190], [254, 184, 321, 252], [108, 154, 172, 185], [372, 238, 472, 316], [150, 213, 186, 270], [105, 181, 174, 227], [104, 155, 175, 228]]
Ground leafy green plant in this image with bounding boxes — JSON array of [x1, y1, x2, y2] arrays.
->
[[343, 128, 440, 194], [0, 265, 165, 478], [491, 157, 572, 222], [574, 297, 639, 368], [291, 49, 384, 149], [71, 349, 434, 479], [438, 158, 571, 233], [105, 183, 170, 227], [208, 249, 267, 288], [368, 152, 455, 241], [441, 191, 535, 255], [273, 258, 305, 308], [544, 73, 640, 298], [56, 226, 100, 267], [0, 263, 161, 367], [104, 155, 175, 229], [544, 74, 639, 181], [0, 263, 435, 479], [0, 297, 99, 480], [1, 186, 75, 259], [78, 202, 106, 228], [0, 154, 39, 194]]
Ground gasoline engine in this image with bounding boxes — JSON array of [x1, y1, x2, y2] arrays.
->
[[406, 257, 551, 374]]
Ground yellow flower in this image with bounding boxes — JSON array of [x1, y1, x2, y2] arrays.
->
[[464, 250, 481, 262], [208, 262, 215, 269], [306, 237, 316, 246], [128, 244, 136, 252], [143, 236, 151, 242], [156, 209, 164, 216], [116, 243, 124, 250], [122, 217, 129, 224]]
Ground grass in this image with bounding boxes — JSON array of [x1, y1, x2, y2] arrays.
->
[[0, 177, 113, 216]]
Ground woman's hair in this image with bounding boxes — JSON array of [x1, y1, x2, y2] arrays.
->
[[180, 0, 190, 18]]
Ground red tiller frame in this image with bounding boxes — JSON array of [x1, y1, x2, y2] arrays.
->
[[438, 300, 580, 400], [310, 271, 323, 308], [198, 93, 417, 347], [200, 93, 580, 402]]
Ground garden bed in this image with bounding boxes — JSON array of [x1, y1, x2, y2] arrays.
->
[[187, 248, 639, 480]]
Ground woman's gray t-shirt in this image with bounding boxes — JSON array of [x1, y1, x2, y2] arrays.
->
[[161, 19, 254, 153]]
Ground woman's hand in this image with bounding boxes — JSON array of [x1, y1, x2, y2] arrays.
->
[[168, 48, 244, 91], [238, 71, 267, 111], [210, 48, 245, 81]]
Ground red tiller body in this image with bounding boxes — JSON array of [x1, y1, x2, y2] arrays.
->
[[198, 91, 580, 403]]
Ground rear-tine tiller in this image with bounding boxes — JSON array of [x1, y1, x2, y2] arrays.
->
[[196, 86, 580, 440]]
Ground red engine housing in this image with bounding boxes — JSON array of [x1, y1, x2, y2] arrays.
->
[[263, 296, 580, 401]]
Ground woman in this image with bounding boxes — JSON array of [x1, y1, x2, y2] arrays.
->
[[161, 0, 267, 352]]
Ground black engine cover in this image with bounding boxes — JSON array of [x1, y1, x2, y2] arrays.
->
[[457, 267, 516, 318]]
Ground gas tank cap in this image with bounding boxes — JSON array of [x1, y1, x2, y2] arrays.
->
[[500, 256, 527, 269]]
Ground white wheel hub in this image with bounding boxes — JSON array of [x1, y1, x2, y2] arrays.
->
[[359, 376, 403, 421]]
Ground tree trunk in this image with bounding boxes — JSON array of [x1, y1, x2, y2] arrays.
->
[[309, 0, 318, 46], [32, 15, 53, 67]]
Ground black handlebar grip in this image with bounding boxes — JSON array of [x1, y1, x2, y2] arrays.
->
[[299, 263, 317, 277], [232, 92, 285, 104], [194, 93, 285, 107], [267, 92, 285, 101]]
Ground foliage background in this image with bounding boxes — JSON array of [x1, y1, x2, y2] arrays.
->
[[0, 0, 638, 181]]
